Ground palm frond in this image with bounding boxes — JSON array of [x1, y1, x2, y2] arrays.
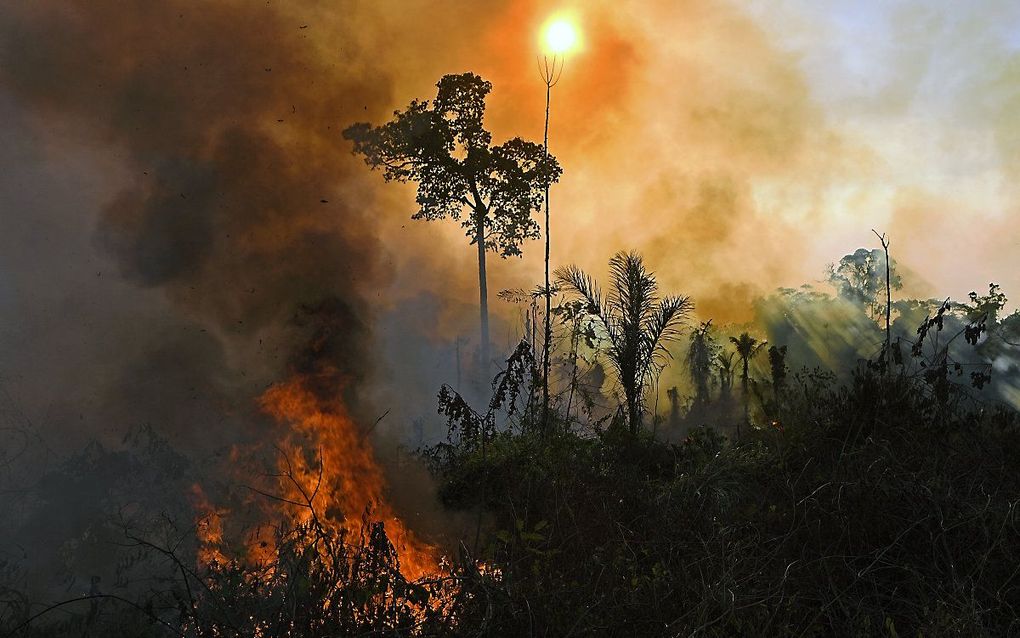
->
[[641, 295, 693, 376], [730, 332, 767, 359], [608, 251, 658, 331], [555, 264, 602, 316], [555, 264, 617, 345]]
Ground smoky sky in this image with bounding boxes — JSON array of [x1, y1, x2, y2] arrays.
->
[[2, 0, 1019, 450], [0, 1, 403, 452]]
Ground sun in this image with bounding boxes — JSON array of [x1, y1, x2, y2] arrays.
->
[[542, 17, 580, 55]]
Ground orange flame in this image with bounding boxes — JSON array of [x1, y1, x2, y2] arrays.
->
[[189, 483, 229, 567], [192, 371, 438, 582], [258, 373, 439, 580]]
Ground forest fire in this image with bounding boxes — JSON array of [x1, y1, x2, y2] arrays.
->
[[190, 483, 230, 568], [261, 373, 439, 580], [5, 1, 1020, 635], [193, 372, 439, 583]]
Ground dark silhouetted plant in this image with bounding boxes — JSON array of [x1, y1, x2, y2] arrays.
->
[[555, 251, 691, 434], [686, 320, 718, 407], [717, 350, 735, 400], [730, 331, 767, 436]]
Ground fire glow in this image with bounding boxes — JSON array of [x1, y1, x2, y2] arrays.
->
[[193, 371, 438, 582]]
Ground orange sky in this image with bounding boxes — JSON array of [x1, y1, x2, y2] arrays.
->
[[349, 0, 1020, 341]]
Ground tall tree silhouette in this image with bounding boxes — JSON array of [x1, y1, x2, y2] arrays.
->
[[767, 344, 788, 425], [556, 251, 691, 434], [344, 73, 561, 371], [730, 331, 766, 438]]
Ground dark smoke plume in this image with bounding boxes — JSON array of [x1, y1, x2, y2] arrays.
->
[[0, 1, 398, 441]]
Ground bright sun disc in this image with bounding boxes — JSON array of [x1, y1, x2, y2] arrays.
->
[[543, 18, 578, 55]]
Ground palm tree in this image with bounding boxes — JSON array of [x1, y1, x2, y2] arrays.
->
[[729, 332, 767, 438], [555, 251, 692, 434], [717, 350, 736, 400], [686, 321, 718, 407]]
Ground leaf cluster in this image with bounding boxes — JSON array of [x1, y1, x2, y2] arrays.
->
[[344, 73, 562, 258]]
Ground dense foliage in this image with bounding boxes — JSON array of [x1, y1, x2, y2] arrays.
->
[[425, 364, 1020, 636], [6, 358, 1018, 637]]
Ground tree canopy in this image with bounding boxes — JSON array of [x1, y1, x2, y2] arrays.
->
[[827, 247, 902, 317], [343, 73, 562, 258]]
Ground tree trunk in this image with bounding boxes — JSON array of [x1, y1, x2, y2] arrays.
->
[[542, 81, 552, 432], [883, 242, 891, 366], [873, 230, 892, 371], [739, 359, 749, 440], [626, 379, 641, 435], [475, 214, 490, 375]]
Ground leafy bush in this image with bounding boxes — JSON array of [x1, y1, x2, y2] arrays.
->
[[425, 359, 1020, 636]]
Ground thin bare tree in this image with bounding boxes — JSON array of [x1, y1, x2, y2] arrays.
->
[[539, 56, 563, 429], [873, 229, 893, 370]]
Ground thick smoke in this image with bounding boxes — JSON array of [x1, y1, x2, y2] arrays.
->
[[0, 1, 401, 448], [0, 0, 429, 600]]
